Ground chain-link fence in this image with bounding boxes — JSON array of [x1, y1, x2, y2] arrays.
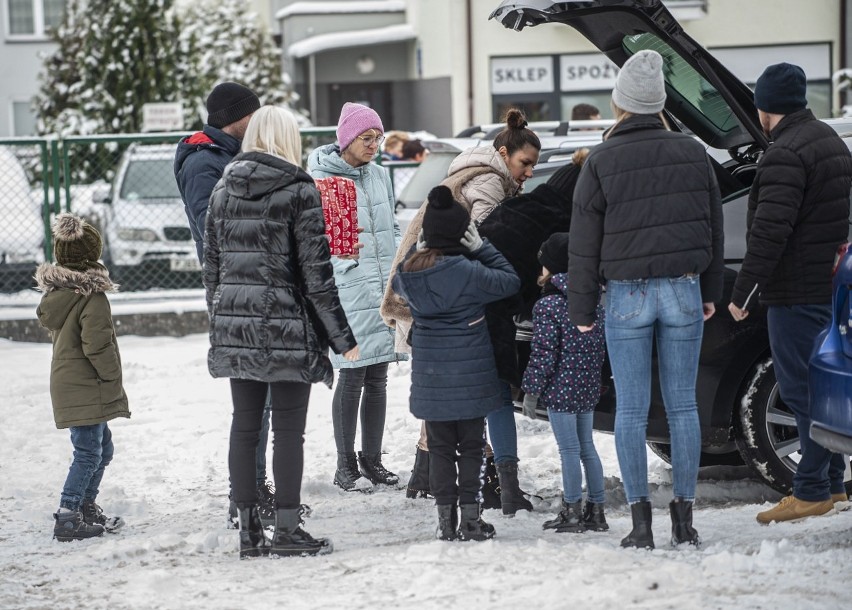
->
[[0, 128, 428, 300]]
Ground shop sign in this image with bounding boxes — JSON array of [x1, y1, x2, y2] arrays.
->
[[560, 54, 620, 92], [491, 56, 554, 94]]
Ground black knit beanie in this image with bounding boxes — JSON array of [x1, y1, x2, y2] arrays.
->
[[754, 63, 807, 115], [422, 186, 470, 254], [538, 232, 570, 274], [206, 82, 261, 129]]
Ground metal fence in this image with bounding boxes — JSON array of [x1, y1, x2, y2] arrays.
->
[[0, 128, 420, 299]]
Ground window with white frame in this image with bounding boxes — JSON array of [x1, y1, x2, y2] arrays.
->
[[7, 0, 64, 37]]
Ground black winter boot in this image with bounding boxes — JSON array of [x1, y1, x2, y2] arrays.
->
[[358, 451, 400, 486], [436, 504, 458, 541], [237, 505, 270, 559], [670, 498, 701, 547], [227, 495, 239, 529], [480, 456, 502, 510], [457, 503, 495, 541], [620, 500, 655, 550], [496, 462, 533, 515], [582, 501, 609, 532], [270, 507, 333, 557], [542, 500, 585, 533], [53, 510, 105, 542], [406, 447, 431, 499], [256, 481, 276, 528], [81, 500, 124, 533], [334, 453, 373, 492]]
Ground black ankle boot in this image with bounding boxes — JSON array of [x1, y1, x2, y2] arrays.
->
[[270, 507, 333, 557], [542, 500, 585, 533], [496, 462, 533, 515], [621, 500, 654, 549], [457, 503, 495, 541], [582, 501, 609, 532], [334, 453, 372, 492], [256, 481, 276, 528], [436, 504, 458, 541], [670, 498, 701, 547], [406, 447, 431, 499], [237, 505, 270, 559], [53, 510, 105, 542], [357, 452, 400, 486], [480, 456, 502, 510]]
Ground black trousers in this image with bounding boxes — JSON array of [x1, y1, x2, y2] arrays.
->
[[229, 378, 311, 509], [332, 363, 389, 456], [425, 418, 486, 506]]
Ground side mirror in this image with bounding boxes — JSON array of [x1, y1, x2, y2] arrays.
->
[[92, 185, 112, 205]]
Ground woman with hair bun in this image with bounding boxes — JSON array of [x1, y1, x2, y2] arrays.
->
[[381, 108, 542, 513]]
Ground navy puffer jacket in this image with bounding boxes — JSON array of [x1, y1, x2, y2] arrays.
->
[[392, 241, 520, 421], [204, 152, 356, 387], [521, 273, 605, 413]]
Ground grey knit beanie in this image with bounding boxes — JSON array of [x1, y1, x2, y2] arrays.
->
[[612, 50, 666, 115]]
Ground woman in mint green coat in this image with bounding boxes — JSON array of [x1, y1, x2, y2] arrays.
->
[[307, 102, 406, 492]]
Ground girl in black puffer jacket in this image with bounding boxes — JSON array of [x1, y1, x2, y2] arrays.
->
[[205, 106, 359, 559]]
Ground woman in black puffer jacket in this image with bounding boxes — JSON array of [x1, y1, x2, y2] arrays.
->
[[205, 106, 359, 559]]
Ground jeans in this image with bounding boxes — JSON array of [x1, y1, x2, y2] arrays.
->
[[548, 411, 605, 504], [425, 418, 486, 505], [60, 423, 114, 511], [606, 276, 703, 503], [767, 304, 847, 501], [229, 378, 311, 510], [332, 363, 389, 456], [486, 383, 518, 465]]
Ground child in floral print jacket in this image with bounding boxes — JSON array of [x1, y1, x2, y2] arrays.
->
[[521, 232, 608, 534]]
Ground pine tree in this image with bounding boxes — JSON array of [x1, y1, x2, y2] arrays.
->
[[36, 0, 181, 136], [175, 0, 304, 130]]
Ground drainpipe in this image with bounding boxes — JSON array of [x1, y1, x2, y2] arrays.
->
[[309, 54, 317, 123], [466, 0, 474, 126]]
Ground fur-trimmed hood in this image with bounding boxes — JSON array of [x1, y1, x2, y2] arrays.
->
[[35, 262, 117, 295], [35, 263, 117, 332]]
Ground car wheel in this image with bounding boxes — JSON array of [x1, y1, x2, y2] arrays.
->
[[647, 442, 743, 467], [734, 356, 799, 494]]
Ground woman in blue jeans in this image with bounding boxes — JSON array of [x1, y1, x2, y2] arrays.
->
[[567, 50, 724, 549]]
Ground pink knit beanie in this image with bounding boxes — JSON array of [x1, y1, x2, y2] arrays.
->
[[336, 102, 384, 151]]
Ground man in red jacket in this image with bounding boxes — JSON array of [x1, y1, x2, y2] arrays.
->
[[729, 63, 852, 524]]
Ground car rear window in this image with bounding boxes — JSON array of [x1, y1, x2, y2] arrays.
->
[[622, 33, 747, 144], [120, 159, 181, 200]]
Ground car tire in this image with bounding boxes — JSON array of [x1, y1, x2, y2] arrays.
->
[[734, 356, 800, 494], [647, 442, 743, 467]]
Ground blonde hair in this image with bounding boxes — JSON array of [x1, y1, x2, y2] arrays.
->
[[242, 105, 302, 166], [607, 100, 670, 140]]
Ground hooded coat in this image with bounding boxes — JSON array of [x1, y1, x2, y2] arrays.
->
[[392, 241, 520, 421], [204, 151, 357, 387], [307, 144, 406, 368], [477, 166, 580, 386], [521, 273, 606, 413], [35, 264, 129, 429], [174, 125, 242, 262]]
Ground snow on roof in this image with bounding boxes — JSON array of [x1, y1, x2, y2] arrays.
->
[[287, 23, 415, 58], [276, 1, 406, 20]]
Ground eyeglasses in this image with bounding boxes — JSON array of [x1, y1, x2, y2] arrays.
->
[[357, 134, 385, 147]]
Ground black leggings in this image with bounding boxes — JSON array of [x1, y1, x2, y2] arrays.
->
[[331, 363, 389, 456], [229, 378, 310, 509], [425, 418, 486, 506]]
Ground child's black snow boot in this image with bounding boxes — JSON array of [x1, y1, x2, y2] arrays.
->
[[542, 500, 585, 533], [436, 503, 458, 540], [496, 462, 533, 515], [270, 507, 333, 557], [670, 498, 701, 547], [480, 455, 502, 510], [582, 501, 609, 531], [81, 500, 124, 533], [406, 447, 431, 499], [53, 510, 104, 542], [457, 504, 495, 541]]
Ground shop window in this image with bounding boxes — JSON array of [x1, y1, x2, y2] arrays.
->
[[560, 93, 614, 121], [494, 100, 552, 123]]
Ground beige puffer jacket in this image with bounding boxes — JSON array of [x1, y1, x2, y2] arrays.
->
[[447, 146, 520, 222]]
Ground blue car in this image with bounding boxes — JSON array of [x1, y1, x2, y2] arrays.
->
[[809, 244, 852, 455]]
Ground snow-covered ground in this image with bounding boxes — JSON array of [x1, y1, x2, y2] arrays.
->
[[2, 332, 850, 610]]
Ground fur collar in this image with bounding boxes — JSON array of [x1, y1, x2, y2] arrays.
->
[[34, 263, 118, 296]]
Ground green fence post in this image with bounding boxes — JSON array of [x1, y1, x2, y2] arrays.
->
[[40, 140, 53, 261]]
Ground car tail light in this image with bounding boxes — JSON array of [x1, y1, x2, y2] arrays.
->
[[832, 242, 850, 277]]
